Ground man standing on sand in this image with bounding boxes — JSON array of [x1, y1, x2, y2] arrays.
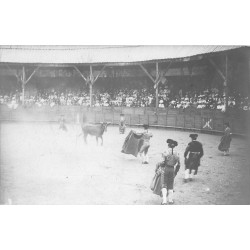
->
[[184, 134, 204, 182], [58, 114, 67, 132], [218, 122, 232, 156], [152, 139, 180, 205], [121, 124, 152, 164]]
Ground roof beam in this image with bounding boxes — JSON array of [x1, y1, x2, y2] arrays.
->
[[5, 64, 19, 79], [93, 65, 106, 83], [161, 61, 172, 77], [139, 64, 155, 83], [208, 58, 226, 81], [73, 66, 87, 82], [24, 67, 39, 85], [156, 61, 172, 84]]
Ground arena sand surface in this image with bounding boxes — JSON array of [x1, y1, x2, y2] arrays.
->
[[0, 122, 249, 205]]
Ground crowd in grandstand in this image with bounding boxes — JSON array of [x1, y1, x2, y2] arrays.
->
[[0, 87, 249, 111]]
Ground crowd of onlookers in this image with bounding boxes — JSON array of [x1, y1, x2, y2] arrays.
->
[[0, 87, 249, 111]]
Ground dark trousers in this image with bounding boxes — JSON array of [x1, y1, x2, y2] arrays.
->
[[161, 167, 174, 190]]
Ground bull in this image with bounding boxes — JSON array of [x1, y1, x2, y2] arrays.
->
[[80, 122, 110, 146]]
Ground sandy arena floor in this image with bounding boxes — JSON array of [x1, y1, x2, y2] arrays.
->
[[0, 122, 249, 205]]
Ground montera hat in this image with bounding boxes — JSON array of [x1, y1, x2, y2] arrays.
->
[[143, 124, 149, 129], [166, 139, 178, 147], [189, 134, 198, 140]]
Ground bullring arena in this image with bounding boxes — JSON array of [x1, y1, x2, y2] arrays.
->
[[0, 121, 250, 205], [0, 45, 250, 205]]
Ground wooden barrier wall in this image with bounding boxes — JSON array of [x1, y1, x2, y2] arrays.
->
[[0, 105, 249, 135]]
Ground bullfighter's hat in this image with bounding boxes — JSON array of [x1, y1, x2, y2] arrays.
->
[[143, 124, 149, 129], [224, 122, 230, 127], [166, 139, 178, 147], [189, 134, 198, 140]]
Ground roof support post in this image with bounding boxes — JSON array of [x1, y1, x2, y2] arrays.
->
[[139, 64, 160, 109], [155, 62, 159, 109], [161, 61, 172, 78], [24, 66, 39, 85], [93, 65, 106, 84], [73, 66, 88, 84], [20, 66, 39, 106], [21, 66, 26, 106], [140, 63, 172, 110], [225, 55, 228, 112], [208, 58, 226, 81], [4, 65, 39, 106], [208, 57, 228, 111], [89, 65, 94, 107], [5, 64, 22, 91], [5, 64, 19, 79], [139, 64, 156, 83], [74, 65, 106, 107]]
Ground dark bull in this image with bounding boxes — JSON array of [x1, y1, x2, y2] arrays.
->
[[80, 122, 111, 146]]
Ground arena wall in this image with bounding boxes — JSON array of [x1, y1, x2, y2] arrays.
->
[[1, 105, 249, 135]]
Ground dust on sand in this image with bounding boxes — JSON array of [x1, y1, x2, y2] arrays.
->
[[0, 122, 249, 205]]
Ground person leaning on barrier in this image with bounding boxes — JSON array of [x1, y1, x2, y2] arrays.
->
[[184, 134, 204, 182]]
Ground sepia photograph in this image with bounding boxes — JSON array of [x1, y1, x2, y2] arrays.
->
[[0, 45, 249, 205]]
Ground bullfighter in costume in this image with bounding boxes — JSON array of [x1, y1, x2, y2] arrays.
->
[[137, 124, 153, 164], [121, 131, 143, 157], [119, 114, 126, 134], [184, 134, 204, 182], [218, 122, 232, 156], [151, 139, 180, 204], [121, 124, 152, 164], [58, 115, 67, 132]]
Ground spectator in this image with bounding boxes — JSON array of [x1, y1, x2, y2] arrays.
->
[[0, 86, 249, 111]]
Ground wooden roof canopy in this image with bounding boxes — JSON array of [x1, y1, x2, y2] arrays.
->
[[0, 45, 247, 66], [0, 45, 249, 109]]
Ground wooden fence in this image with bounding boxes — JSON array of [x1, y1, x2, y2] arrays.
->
[[0, 105, 249, 135]]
